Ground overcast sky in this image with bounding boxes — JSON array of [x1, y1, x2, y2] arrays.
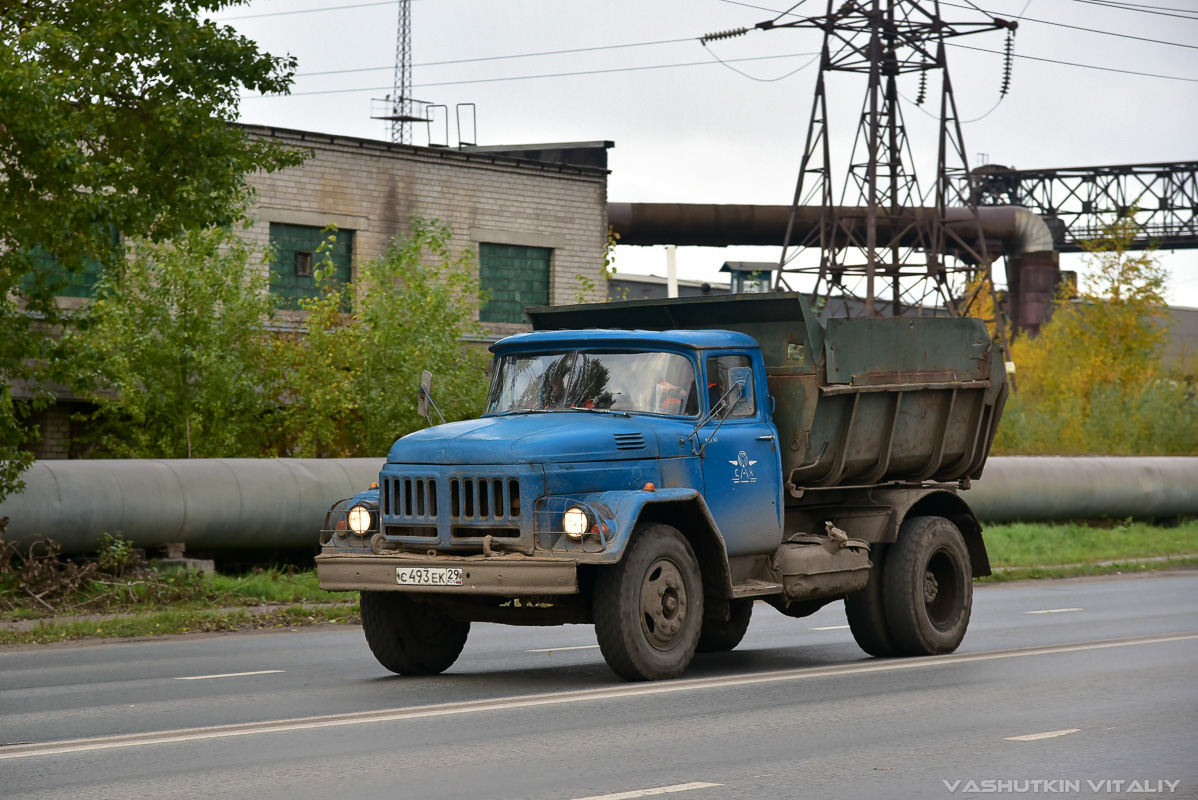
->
[[223, 0, 1198, 306]]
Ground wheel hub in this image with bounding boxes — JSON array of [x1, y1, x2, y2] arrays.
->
[[640, 558, 689, 651], [923, 570, 939, 604]]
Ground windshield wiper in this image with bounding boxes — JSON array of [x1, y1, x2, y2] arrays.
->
[[569, 406, 631, 417]]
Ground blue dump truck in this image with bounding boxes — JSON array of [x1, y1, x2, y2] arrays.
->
[[316, 293, 1007, 681]]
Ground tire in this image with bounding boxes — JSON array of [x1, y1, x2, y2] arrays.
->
[[844, 542, 900, 657], [882, 516, 973, 656], [360, 591, 470, 675], [593, 523, 704, 681], [697, 598, 753, 653]]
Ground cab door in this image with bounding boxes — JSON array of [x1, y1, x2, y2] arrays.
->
[[699, 352, 783, 556]]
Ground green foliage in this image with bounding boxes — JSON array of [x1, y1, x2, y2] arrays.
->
[[269, 229, 362, 457], [96, 534, 139, 578], [572, 227, 624, 304], [355, 217, 490, 454], [981, 519, 1198, 568], [994, 215, 1198, 455], [66, 227, 280, 458], [0, 0, 304, 499], [269, 217, 490, 456]]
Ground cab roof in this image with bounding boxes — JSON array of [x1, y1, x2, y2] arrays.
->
[[490, 328, 758, 354]]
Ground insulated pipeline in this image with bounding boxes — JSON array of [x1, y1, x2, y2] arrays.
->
[[0, 457, 1194, 554], [0, 458, 383, 555], [965, 456, 1198, 523]]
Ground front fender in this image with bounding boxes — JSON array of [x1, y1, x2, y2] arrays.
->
[[535, 487, 728, 568]]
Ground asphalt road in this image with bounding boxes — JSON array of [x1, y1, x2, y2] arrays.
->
[[2, 572, 1196, 800]]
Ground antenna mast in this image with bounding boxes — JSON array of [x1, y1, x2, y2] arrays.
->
[[391, 0, 413, 144]]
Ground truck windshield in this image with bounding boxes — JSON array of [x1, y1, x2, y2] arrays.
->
[[487, 351, 699, 417]]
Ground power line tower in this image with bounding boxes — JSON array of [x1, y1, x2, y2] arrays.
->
[[712, 1, 1016, 318]]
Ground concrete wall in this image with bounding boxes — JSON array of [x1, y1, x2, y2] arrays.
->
[[241, 125, 610, 337]]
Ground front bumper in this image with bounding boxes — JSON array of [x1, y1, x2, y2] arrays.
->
[[316, 553, 579, 595]]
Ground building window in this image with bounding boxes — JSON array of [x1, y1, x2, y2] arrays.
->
[[479, 243, 551, 324], [269, 223, 353, 308], [21, 227, 121, 299]]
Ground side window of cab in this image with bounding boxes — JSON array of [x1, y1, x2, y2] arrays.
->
[[705, 355, 756, 418]]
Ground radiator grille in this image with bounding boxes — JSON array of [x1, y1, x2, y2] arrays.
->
[[383, 476, 439, 519], [449, 477, 522, 520]]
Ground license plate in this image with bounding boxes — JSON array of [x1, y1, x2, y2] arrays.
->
[[395, 567, 463, 587]]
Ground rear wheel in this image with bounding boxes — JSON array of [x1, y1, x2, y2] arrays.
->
[[360, 591, 470, 675], [844, 542, 899, 657], [594, 523, 703, 681], [697, 598, 754, 653], [882, 516, 973, 656]]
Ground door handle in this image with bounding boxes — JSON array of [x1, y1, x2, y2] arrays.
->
[[756, 434, 776, 441]]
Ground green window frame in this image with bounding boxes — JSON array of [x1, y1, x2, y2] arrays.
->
[[269, 223, 354, 309], [20, 227, 121, 299], [479, 242, 552, 324]]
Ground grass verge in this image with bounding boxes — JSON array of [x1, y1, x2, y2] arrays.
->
[[980, 519, 1198, 573], [0, 603, 360, 647], [981, 556, 1198, 583]]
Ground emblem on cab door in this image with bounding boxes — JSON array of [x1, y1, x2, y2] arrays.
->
[[730, 450, 758, 484]]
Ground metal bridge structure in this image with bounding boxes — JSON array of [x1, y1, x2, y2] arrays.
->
[[970, 161, 1198, 253]]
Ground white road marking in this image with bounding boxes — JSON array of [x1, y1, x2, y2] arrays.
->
[[526, 645, 601, 653], [2, 631, 1194, 761], [175, 670, 285, 681], [1025, 608, 1083, 615], [1005, 728, 1081, 741], [569, 783, 722, 800], [810, 625, 851, 631]]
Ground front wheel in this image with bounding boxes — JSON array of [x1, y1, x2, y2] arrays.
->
[[360, 591, 470, 675], [593, 523, 704, 681], [882, 516, 973, 656]]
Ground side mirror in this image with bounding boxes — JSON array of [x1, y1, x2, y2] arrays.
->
[[727, 366, 752, 409], [418, 370, 433, 420]]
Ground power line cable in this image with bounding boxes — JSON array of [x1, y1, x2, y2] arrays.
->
[[214, 0, 409, 22], [244, 39, 1198, 100], [948, 40, 1198, 83], [715, 0, 1198, 83], [295, 37, 696, 78], [244, 51, 821, 98], [700, 43, 820, 81], [722, 0, 1198, 52], [1067, 0, 1198, 20], [938, 0, 1198, 51]]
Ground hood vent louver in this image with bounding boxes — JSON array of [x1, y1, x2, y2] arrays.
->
[[613, 432, 646, 451]]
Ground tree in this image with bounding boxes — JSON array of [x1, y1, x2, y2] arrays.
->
[[0, 1, 304, 496], [994, 215, 1197, 454], [66, 227, 280, 458], [268, 231, 364, 459], [270, 218, 491, 457], [355, 217, 491, 454]]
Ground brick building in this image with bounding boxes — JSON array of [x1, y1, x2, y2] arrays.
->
[[24, 125, 612, 457], [242, 125, 610, 337]]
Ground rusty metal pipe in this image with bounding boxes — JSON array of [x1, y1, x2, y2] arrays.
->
[[607, 203, 1054, 256], [1, 456, 1194, 554]]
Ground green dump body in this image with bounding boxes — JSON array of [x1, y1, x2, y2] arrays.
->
[[527, 293, 1007, 504]]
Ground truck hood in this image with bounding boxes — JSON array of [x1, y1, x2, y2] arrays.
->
[[388, 413, 663, 465]]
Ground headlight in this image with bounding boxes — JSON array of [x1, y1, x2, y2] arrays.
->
[[347, 505, 375, 535], [562, 506, 589, 539]]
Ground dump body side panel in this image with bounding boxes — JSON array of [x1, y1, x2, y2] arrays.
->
[[527, 293, 1008, 497]]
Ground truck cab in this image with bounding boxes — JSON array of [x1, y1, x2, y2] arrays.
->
[[317, 293, 1007, 681]]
